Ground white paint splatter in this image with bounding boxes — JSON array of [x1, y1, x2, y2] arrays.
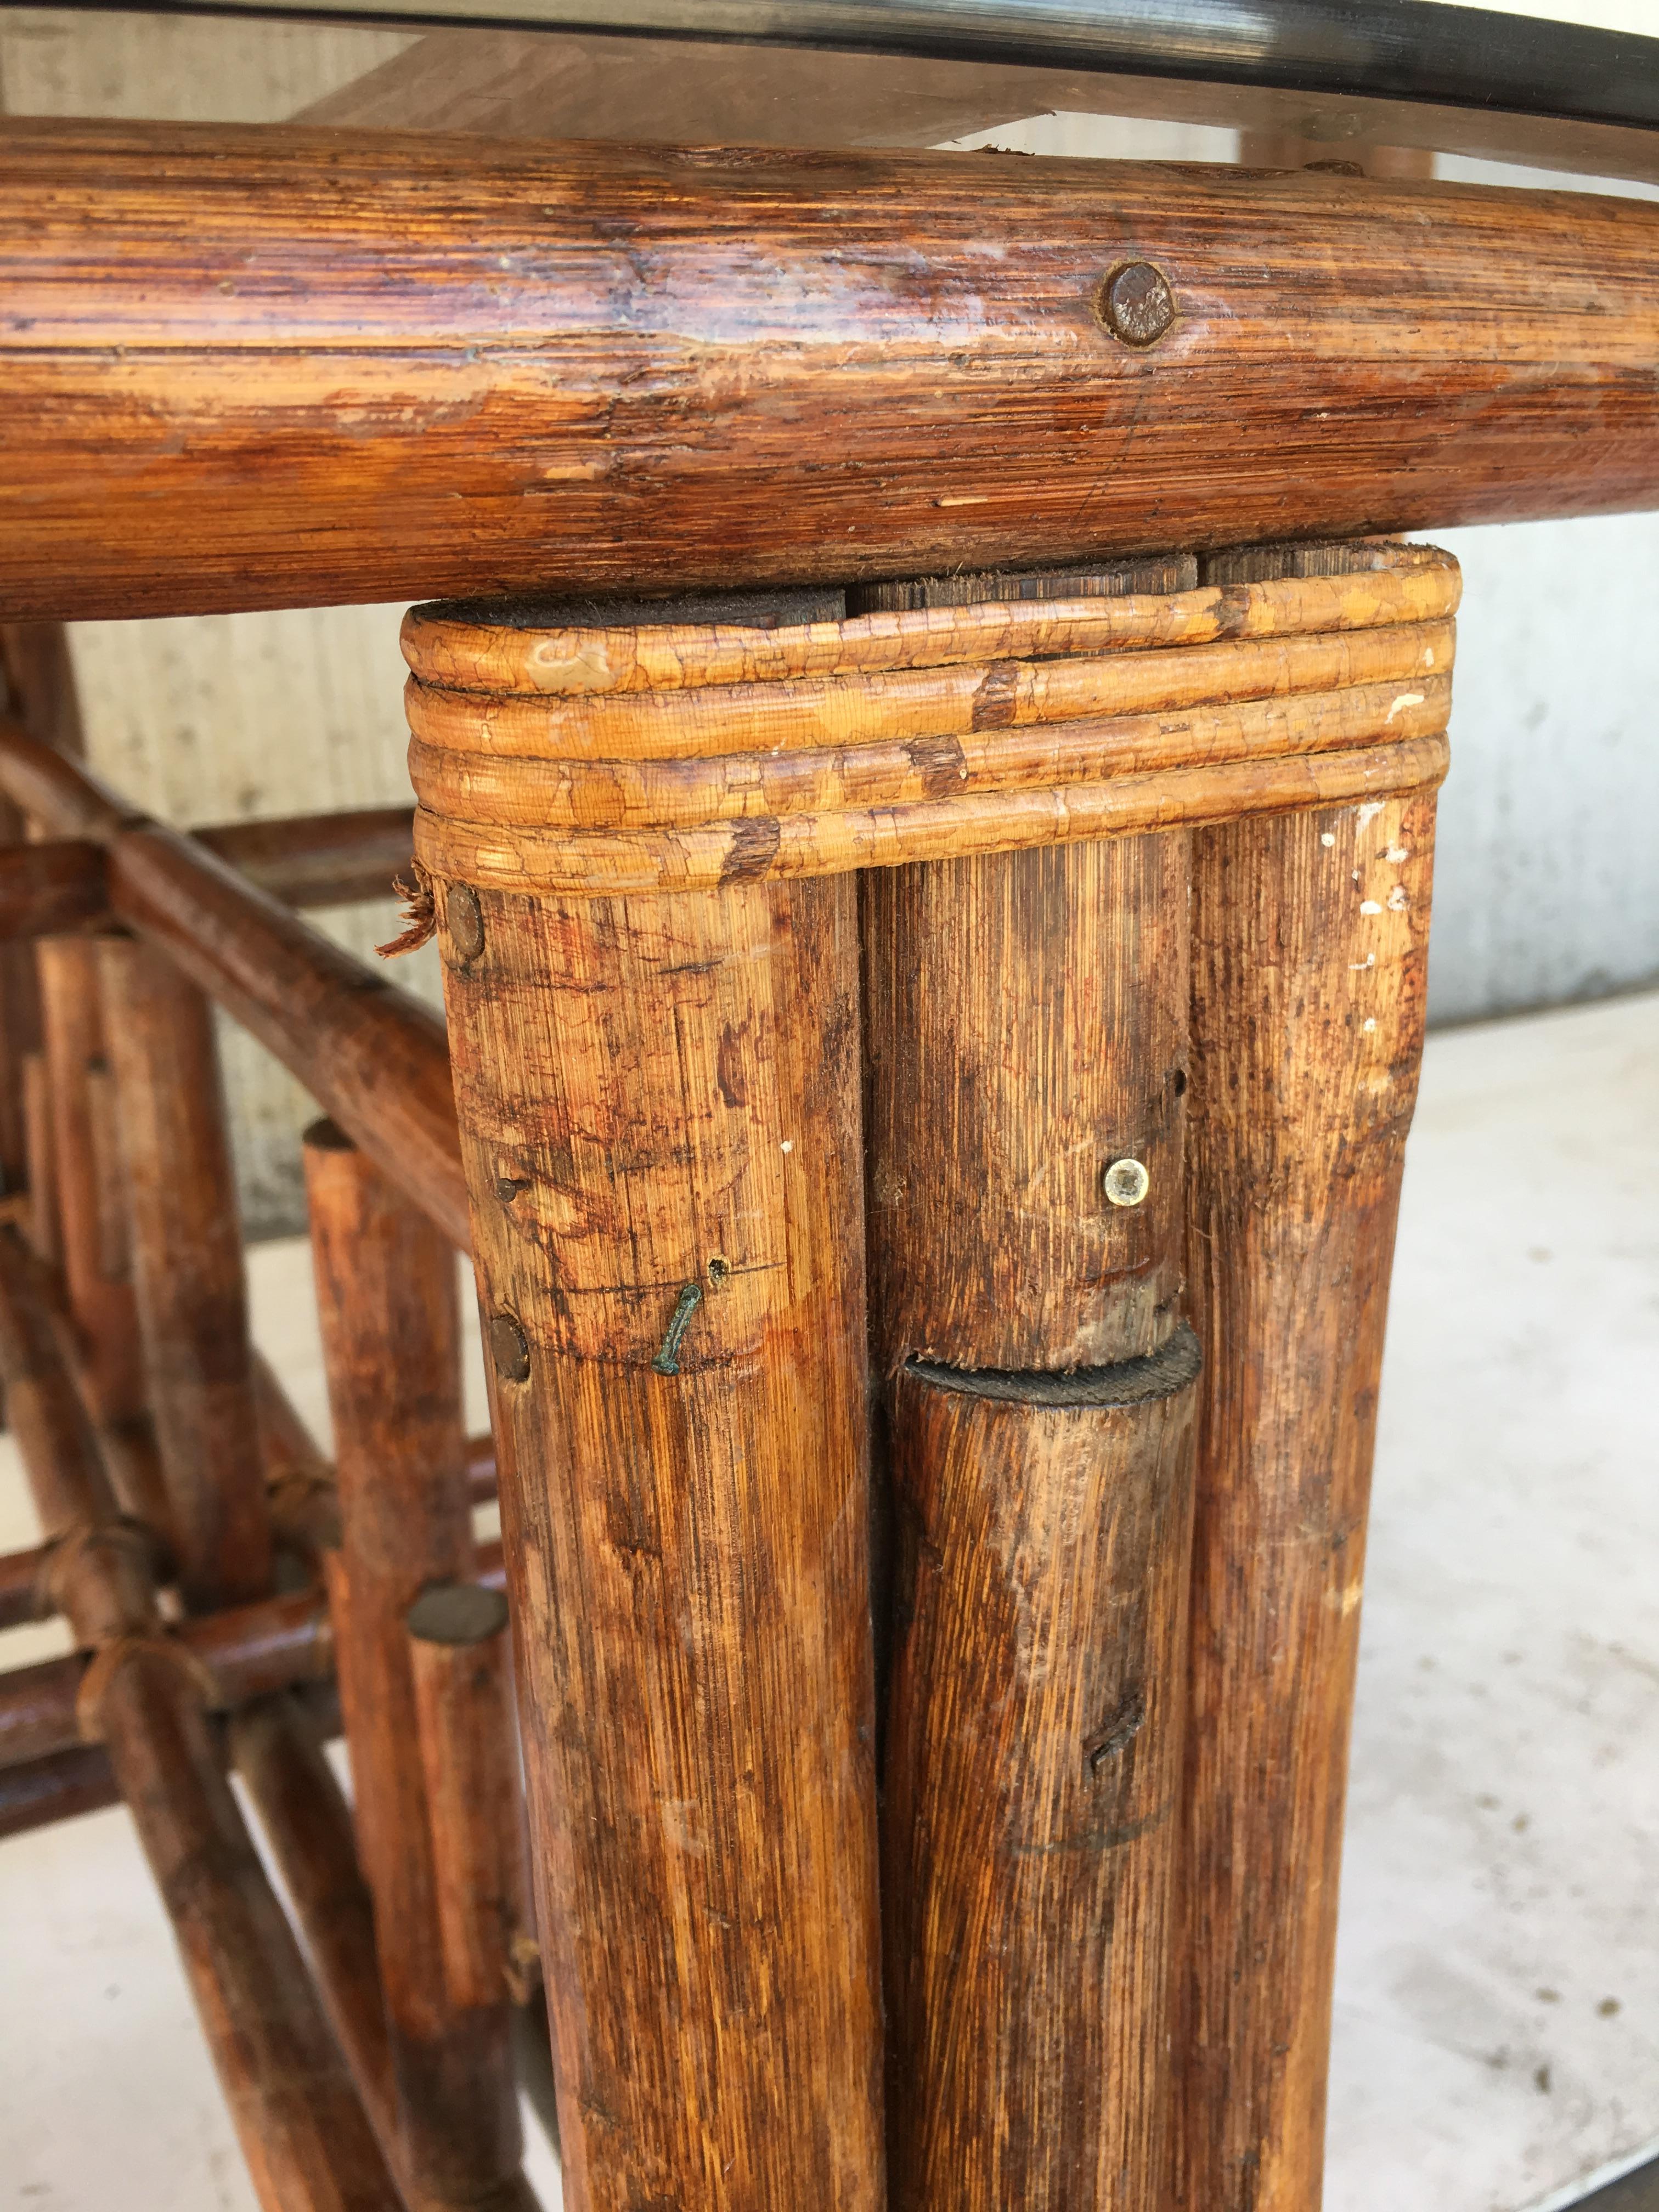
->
[[1360, 900, 1383, 915], [1385, 691, 1426, 724], [1321, 832, 1337, 848], [1387, 885, 1411, 911], [780, 1139, 794, 1153], [1357, 803, 1386, 826], [1385, 845, 1410, 864], [1363, 1018, 1378, 1032]]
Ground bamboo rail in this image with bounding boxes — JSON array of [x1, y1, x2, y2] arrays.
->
[[0, 840, 107, 939], [0, 715, 467, 1249], [196, 806, 416, 910], [0, 1543, 507, 1771], [1, 123, 1655, 619]]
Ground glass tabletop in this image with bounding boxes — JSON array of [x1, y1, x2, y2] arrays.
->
[[1, 0, 1655, 186]]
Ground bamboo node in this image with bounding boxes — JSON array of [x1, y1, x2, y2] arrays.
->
[[377, 857, 436, 957], [75, 1630, 222, 1742], [41, 1517, 160, 1621]]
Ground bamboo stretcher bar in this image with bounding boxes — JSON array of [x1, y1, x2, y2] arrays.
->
[[0, 1223, 403, 2212], [0, 1585, 332, 1771], [0, 713, 469, 1250], [196, 806, 416, 910], [0, 812, 414, 927], [0, 840, 107, 939], [0, 1420, 498, 1622], [1, 123, 1655, 620], [0, 1541, 507, 1773], [0, 1738, 120, 1836], [0, 1538, 47, 1628]]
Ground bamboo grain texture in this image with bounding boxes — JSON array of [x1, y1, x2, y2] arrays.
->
[[306, 1125, 530, 2212], [0, 125, 1653, 618], [0, 715, 469, 1250], [435, 863, 886, 2212]]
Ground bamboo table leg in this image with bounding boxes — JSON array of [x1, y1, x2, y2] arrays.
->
[[866, 829, 1200, 2210], [305, 1122, 530, 2212], [432, 865, 885, 2212], [1175, 791, 1436, 2209], [0, 624, 146, 1428], [99, 935, 273, 1608], [1169, 544, 1441, 2211]]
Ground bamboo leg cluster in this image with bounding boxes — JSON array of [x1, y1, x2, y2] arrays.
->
[[406, 539, 1447, 2212]]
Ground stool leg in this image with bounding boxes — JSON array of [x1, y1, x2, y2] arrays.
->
[[0, 623, 145, 1425], [1175, 791, 1436, 2209], [99, 936, 273, 1608], [304, 1124, 528, 2212], [436, 869, 885, 2212], [867, 833, 1199, 2210]]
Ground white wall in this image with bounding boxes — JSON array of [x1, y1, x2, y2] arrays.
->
[[1423, 514, 1659, 1025]]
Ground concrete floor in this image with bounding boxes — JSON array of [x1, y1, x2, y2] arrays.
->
[[3, 990, 1657, 2210]]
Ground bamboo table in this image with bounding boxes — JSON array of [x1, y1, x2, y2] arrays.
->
[[1, 5, 1656, 2209]]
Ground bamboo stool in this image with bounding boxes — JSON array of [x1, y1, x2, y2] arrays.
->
[[0, 532, 1452, 2211]]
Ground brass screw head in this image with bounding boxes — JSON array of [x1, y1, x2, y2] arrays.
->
[[1103, 1157, 1151, 1208], [447, 881, 486, 961], [1100, 261, 1176, 347], [489, 1312, 531, 1384]]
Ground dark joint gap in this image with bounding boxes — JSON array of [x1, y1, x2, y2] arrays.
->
[[905, 1321, 1201, 1408]]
